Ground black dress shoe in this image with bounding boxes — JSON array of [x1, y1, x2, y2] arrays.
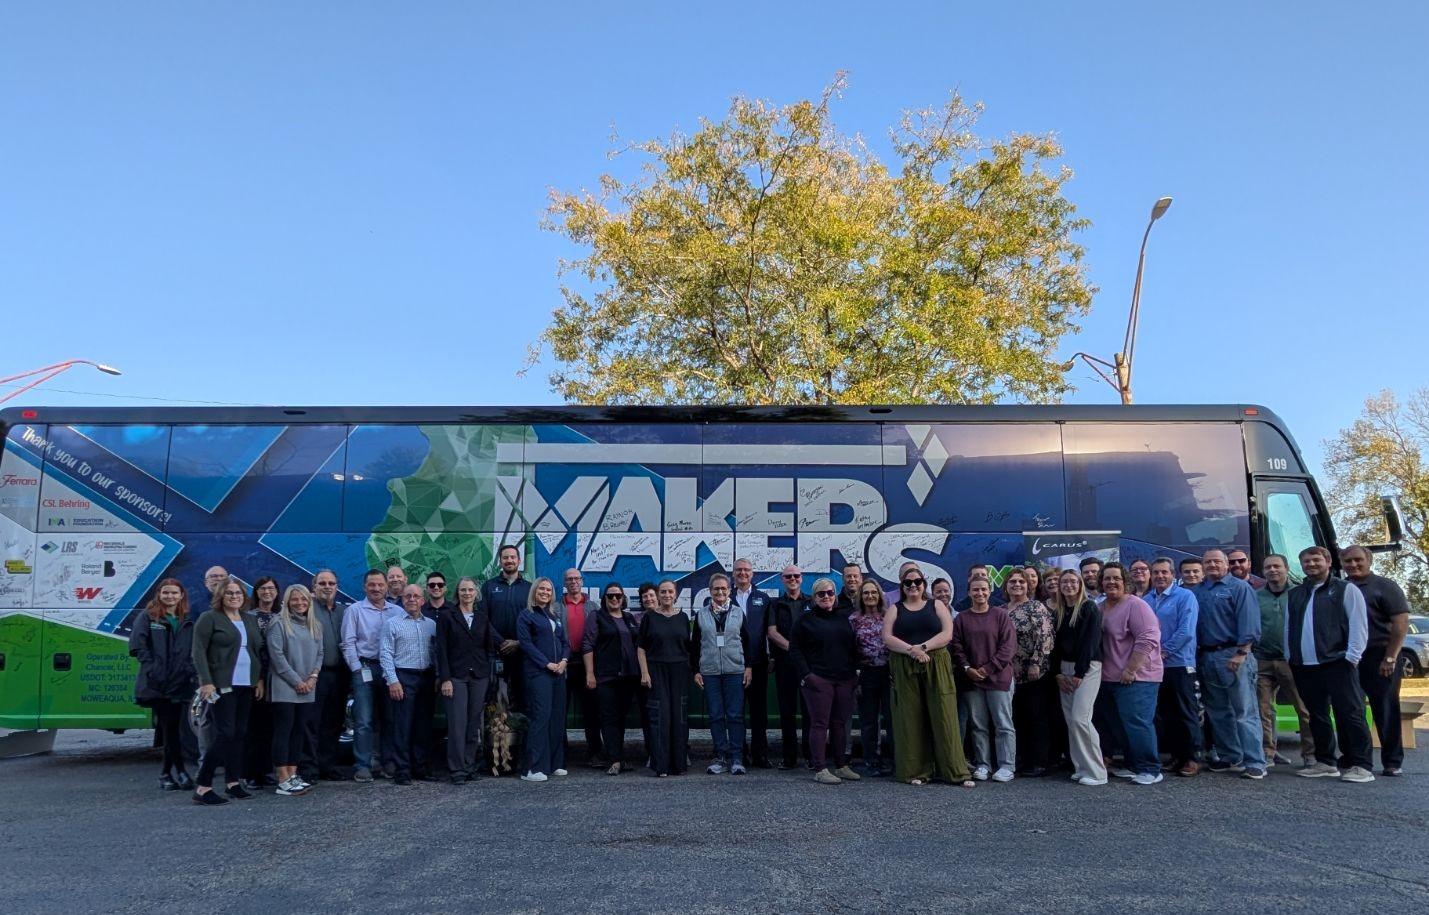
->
[[751, 757, 773, 769], [193, 790, 229, 806], [226, 783, 254, 800], [319, 769, 348, 781], [159, 773, 179, 791], [393, 776, 413, 786], [258, 775, 280, 788], [450, 774, 467, 785], [175, 771, 195, 790], [1024, 766, 1049, 778], [776, 760, 798, 770]]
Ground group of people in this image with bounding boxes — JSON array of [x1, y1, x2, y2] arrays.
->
[[129, 541, 1411, 805]]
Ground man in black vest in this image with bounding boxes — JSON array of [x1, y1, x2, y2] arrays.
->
[[1342, 545, 1411, 776], [1286, 546, 1374, 783], [767, 564, 811, 769], [732, 558, 773, 768]]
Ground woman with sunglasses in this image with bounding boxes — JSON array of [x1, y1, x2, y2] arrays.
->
[[1051, 569, 1106, 786], [190, 576, 265, 805], [850, 580, 894, 775], [882, 568, 974, 787], [789, 579, 863, 784], [583, 584, 642, 775]]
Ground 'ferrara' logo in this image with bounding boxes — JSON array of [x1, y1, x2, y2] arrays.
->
[[1, 473, 38, 487]]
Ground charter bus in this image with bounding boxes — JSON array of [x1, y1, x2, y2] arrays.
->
[[0, 402, 1377, 739]]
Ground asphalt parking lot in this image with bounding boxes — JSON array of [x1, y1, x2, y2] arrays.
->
[[2, 729, 1428, 915]]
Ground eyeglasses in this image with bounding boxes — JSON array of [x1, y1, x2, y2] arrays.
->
[[901, 578, 925, 588], [814, 589, 835, 597], [427, 582, 446, 589]]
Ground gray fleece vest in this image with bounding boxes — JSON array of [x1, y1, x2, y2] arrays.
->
[[696, 604, 746, 676]]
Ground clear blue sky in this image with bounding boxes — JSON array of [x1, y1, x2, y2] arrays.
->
[[3, 2, 1425, 473]]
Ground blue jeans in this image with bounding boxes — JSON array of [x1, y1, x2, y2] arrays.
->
[[347, 657, 391, 772], [704, 673, 746, 765], [1104, 680, 1160, 774], [1199, 649, 1265, 769]]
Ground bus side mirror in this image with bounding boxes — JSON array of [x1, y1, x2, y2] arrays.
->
[[1365, 494, 1405, 554]]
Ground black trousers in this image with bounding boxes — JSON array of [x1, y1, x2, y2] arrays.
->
[[152, 700, 188, 775], [1359, 647, 1404, 770], [243, 694, 275, 782], [197, 687, 252, 789], [387, 668, 436, 778], [271, 701, 319, 767], [856, 664, 893, 765], [1156, 665, 1204, 763], [1292, 660, 1372, 770], [596, 676, 639, 764], [1012, 674, 1055, 770], [646, 660, 689, 775], [773, 657, 803, 766], [570, 659, 604, 760], [745, 658, 770, 762], [307, 665, 350, 776]]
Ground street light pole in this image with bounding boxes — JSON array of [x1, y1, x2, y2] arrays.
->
[[1075, 196, 1172, 404], [0, 360, 123, 405]]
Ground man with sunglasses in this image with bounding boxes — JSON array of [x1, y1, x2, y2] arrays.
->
[[561, 568, 604, 766], [768, 565, 812, 769], [1226, 549, 1266, 589], [419, 571, 453, 770], [732, 559, 773, 768]]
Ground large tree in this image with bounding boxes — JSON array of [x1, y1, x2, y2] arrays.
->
[[535, 77, 1094, 405], [1324, 388, 1429, 603]]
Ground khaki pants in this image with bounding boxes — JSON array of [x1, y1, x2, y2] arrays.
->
[[1256, 657, 1314, 761], [890, 649, 970, 784], [1059, 661, 1105, 782]]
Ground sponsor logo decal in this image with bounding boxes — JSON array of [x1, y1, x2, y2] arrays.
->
[[73, 586, 104, 601], [3, 559, 32, 574], [0, 473, 39, 487]]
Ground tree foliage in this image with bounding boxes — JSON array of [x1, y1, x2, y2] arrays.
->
[[534, 76, 1094, 405], [1324, 388, 1429, 604]]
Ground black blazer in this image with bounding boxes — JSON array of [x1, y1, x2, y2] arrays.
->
[[435, 605, 501, 681]]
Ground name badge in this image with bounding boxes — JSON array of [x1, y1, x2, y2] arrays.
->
[[716, 635, 726, 649], [219, 687, 232, 695], [360, 668, 373, 683]]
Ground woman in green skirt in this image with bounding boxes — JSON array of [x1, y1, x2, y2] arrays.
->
[[882, 568, 974, 787]]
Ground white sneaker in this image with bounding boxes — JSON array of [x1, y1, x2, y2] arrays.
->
[[972, 765, 990, 781], [293, 777, 312, 790], [520, 771, 548, 782], [1132, 772, 1164, 786], [991, 767, 1014, 783], [552, 768, 569, 777], [1077, 776, 1107, 786], [1340, 766, 1375, 784], [1298, 762, 1340, 778], [1111, 767, 1136, 779]]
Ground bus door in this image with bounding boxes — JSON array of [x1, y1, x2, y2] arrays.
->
[[1252, 477, 1331, 581]]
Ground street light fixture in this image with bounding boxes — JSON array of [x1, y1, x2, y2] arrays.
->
[[1075, 196, 1173, 405], [0, 360, 124, 405]]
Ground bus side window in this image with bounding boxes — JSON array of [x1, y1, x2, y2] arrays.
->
[[1264, 490, 1317, 582]]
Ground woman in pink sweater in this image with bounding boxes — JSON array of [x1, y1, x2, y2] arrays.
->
[[1098, 563, 1164, 786]]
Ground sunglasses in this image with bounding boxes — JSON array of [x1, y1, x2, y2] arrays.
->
[[605, 593, 624, 601], [781, 573, 800, 579], [814, 589, 835, 597], [901, 578, 925, 587], [427, 582, 446, 588]]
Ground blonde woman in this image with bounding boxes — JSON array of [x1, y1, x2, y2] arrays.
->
[[268, 584, 324, 796], [517, 577, 570, 782], [1050, 570, 1105, 786]]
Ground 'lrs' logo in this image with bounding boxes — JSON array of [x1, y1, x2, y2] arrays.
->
[[73, 587, 103, 601]]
